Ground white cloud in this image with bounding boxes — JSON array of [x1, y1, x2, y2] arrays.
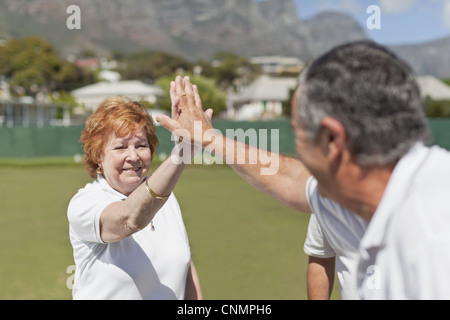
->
[[378, 0, 417, 14]]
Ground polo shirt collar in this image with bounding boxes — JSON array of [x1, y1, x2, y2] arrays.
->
[[359, 142, 430, 253], [97, 174, 127, 201]]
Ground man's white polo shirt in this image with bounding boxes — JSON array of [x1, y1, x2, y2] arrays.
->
[[304, 178, 368, 300], [358, 143, 450, 299], [67, 176, 191, 300]]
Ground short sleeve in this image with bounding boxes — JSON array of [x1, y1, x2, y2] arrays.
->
[[68, 186, 117, 244], [303, 213, 336, 258], [305, 176, 317, 212]]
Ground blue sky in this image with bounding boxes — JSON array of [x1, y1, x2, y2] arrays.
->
[[294, 0, 450, 45]]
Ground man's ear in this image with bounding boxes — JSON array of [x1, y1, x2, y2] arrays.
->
[[318, 117, 347, 163]]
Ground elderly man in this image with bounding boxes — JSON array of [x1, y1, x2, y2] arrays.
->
[[157, 41, 450, 299]]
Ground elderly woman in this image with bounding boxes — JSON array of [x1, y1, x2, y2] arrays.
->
[[67, 95, 202, 300]]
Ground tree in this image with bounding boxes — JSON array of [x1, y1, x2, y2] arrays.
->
[[424, 96, 450, 118], [0, 36, 61, 96], [0, 36, 95, 97], [199, 51, 260, 91], [117, 51, 193, 83], [55, 61, 96, 92], [156, 74, 227, 117], [282, 88, 296, 116]]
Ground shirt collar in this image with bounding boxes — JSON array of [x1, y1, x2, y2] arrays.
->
[[97, 174, 128, 201], [359, 142, 431, 252]]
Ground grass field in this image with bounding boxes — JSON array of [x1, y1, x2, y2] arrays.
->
[[0, 159, 339, 300]]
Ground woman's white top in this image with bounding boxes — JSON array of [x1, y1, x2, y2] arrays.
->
[[67, 176, 191, 300]]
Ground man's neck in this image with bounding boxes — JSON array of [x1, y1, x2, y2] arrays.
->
[[335, 162, 397, 222]]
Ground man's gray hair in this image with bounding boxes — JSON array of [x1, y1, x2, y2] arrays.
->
[[297, 41, 430, 166]]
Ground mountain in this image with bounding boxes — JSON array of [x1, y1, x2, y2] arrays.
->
[[0, 0, 367, 60], [0, 0, 449, 78], [390, 36, 450, 79]]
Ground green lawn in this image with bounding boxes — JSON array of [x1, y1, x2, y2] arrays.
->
[[0, 161, 339, 300]]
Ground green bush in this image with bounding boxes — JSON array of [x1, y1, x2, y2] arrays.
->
[[424, 96, 450, 118]]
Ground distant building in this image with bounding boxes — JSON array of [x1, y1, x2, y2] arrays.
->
[[250, 56, 304, 75], [227, 75, 297, 120], [0, 78, 11, 100], [416, 75, 450, 101], [98, 70, 121, 82], [71, 80, 164, 111], [0, 98, 72, 127], [0, 76, 73, 127], [74, 58, 100, 70]]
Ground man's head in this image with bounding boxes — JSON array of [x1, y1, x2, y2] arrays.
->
[[294, 40, 430, 167]]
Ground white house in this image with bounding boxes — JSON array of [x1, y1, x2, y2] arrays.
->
[[72, 80, 164, 111], [227, 75, 297, 120], [250, 56, 304, 75], [0, 97, 72, 127]]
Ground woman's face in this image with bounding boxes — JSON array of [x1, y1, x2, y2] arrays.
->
[[100, 128, 152, 196]]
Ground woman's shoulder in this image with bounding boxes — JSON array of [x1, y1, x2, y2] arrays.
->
[[67, 178, 117, 221], [71, 176, 125, 203], [69, 179, 103, 203]]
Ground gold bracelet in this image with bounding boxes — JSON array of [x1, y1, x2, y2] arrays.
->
[[145, 178, 170, 200]]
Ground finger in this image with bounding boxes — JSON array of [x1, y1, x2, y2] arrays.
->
[[205, 108, 214, 120], [170, 81, 180, 119], [156, 114, 180, 133], [170, 81, 177, 102], [171, 96, 180, 119], [183, 76, 197, 108], [175, 76, 188, 107], [192, 85, 203, 110]]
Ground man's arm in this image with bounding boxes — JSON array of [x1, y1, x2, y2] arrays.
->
[[156, 76, 312, 213], [307, 256, 335, 300], [212, 133, 312, 212]]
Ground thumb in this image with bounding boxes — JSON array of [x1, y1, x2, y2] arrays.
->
[[156, 114, 180, 133], [205, 108, 214, 121]]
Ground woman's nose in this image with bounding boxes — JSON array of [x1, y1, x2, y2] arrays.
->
[[125, 147, 139, 161]]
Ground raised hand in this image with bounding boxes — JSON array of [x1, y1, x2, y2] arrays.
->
[[157, 76, 214, 148]]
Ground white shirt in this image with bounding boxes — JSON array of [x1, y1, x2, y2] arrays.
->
[[304, 178, 367, 300], [358, 143, 450, 299], [67, 176, 191, 300]]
